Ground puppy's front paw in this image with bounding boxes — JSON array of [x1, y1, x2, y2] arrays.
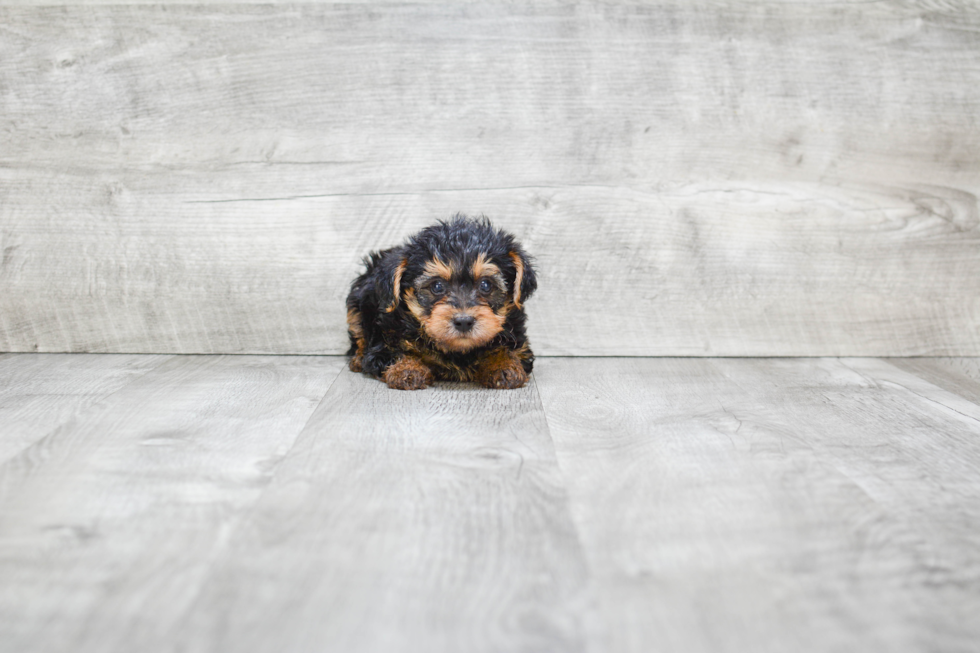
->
[[348, 355, 364, 373], [486, 365, 528, 389], [384, 356, 434, 390], [476, 351, 529, 389]]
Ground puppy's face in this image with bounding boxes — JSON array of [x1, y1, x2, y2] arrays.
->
[[376, 217, 536, 355], [404, 254, 511, 352]]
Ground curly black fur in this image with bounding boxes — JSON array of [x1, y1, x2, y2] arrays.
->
[[346, 215, 537, 389]]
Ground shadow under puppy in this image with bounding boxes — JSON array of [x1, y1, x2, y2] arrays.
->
[[346, 215, 536, 390]]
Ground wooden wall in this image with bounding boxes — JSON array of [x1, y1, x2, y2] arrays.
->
[[1, 1, 978, 355]]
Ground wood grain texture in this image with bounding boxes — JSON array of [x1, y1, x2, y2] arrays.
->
[[0, 353, 170, 464], [886, 357, 980, 405], [173, 369, 592, 653], [536, 357, 980, 653], [1, 2, 979, 355], [3, 180, 979, 356], [0, 355, 344, 653], [2, 353, 980, 651]]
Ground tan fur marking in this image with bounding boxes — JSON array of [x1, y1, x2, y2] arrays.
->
[[471, 253, 502, 280], [346, 308, 366, 372], [400, 339, 472, 382], [349, 355, 364, 373], [423, 258, 454, 281], [385, 259, 407, 312], [346, 308, 364, 340], [474, 348, 528, 389], [508, 251, 524, 308], [422, 303, 506, 353], [512, 339, 532, 363], [403, 287, 426, 322], [384, 355, 434, 390]]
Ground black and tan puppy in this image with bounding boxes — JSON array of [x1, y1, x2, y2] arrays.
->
[[346, 215, 536, 390]]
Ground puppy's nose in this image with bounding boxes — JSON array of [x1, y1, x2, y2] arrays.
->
[[452, 314, 476, 333]]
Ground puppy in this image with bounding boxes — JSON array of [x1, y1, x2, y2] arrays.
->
[[346, 215, 536, 390]]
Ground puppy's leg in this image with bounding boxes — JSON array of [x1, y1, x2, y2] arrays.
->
[[384, 355, 435, 390], [346, 308, 366, 373], [349, 354, 364, 373], [474, 347, 528, 389]]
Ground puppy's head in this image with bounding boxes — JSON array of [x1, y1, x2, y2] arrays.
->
[[382, 215, 536, 353]]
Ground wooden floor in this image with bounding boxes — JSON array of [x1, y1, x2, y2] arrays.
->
[[1, 354, 979, 653]]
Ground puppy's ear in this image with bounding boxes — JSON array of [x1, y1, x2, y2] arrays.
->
[[508, 249, 536, 309], [378, 256, 408, 313]]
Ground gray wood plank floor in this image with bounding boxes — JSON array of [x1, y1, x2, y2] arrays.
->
[[1, 354, 979, 652]]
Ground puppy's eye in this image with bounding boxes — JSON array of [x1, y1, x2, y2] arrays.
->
[[478, 278, 493, 294], [430, 280, 446, 296]]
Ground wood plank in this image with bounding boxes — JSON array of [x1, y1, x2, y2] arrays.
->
[[886, 357, 980, 406], [0, 355, 344, 653], [0, 353, 170, 464], [2, 178, 978, 356], [2, 3, 977, 187], [173, 369, 593, 653], [536, 357, 980, 653], [1, 2, 979, 356]]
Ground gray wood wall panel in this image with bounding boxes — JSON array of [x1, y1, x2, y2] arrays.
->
[[2, 2, 978, 355]]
